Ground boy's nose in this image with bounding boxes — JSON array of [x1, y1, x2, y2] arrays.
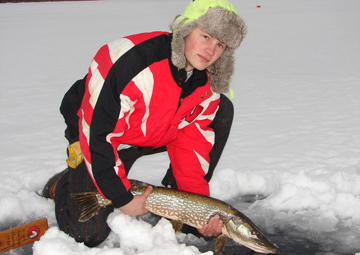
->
[[205, 43, 216, 56]]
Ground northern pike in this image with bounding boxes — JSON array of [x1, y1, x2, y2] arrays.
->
[[71, 180, 277, 254]]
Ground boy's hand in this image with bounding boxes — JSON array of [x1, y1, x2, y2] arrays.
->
[[119, 185, 153, 216], [198, 215, 223, 237]]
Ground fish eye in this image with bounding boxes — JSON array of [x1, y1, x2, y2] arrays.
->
[[251, 230, 259, 240]]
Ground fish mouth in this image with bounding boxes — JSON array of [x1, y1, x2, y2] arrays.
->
[[252, 246, 278, 254], [250, 242, 278, 254], [239, 236, 277, 254]]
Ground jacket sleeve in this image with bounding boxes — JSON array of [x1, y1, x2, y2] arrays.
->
[[166, 93, 221, 196], [79, 33, 171, 208], [78, 41, 139, 208], [87, 82, 134, 208]]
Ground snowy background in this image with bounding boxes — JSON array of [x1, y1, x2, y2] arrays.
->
[[0, 0, 359, 254]]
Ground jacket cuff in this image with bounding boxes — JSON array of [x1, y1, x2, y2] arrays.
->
[[111, 191, 134, 208]]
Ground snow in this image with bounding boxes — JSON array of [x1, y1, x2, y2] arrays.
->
[[0, 0, 359, 254]]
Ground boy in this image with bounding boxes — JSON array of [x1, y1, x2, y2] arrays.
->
[[43, 0, 247, 247]]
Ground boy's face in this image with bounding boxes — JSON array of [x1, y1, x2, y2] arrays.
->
[[184, 27, 226, 72]]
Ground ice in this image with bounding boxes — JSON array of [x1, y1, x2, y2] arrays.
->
[[106, 212, 209, 255], [0, 0, 359, 254], [32, 227, 112, 255]]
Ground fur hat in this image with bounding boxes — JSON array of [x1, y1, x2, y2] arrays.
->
[[170, 0, 247, 93]]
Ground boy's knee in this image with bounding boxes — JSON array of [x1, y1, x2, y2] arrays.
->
[[54, 162, 113, 248], [57, 207, 113, 247], [74, 226, 112, 247]]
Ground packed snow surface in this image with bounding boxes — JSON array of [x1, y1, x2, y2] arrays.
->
[[0, 0, 359, 254]]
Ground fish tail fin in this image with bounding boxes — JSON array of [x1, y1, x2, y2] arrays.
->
[[70, 192, 102, 222]]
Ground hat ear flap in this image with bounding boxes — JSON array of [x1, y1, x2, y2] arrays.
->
[[170, 21, 197, 69], [207, 47, 234, 93]]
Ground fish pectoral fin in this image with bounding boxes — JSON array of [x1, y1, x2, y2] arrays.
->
[[170, 220, 183, 233], [71, 192, 102, 222], [214, 234, 228, 255]]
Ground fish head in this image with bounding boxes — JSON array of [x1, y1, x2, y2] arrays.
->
[[224, 213, 278, 254]]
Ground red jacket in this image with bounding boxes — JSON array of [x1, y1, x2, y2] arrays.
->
[[78, 32, 221, 207]]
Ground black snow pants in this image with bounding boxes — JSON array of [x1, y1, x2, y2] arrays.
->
[[55, 78, 234, 247]]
